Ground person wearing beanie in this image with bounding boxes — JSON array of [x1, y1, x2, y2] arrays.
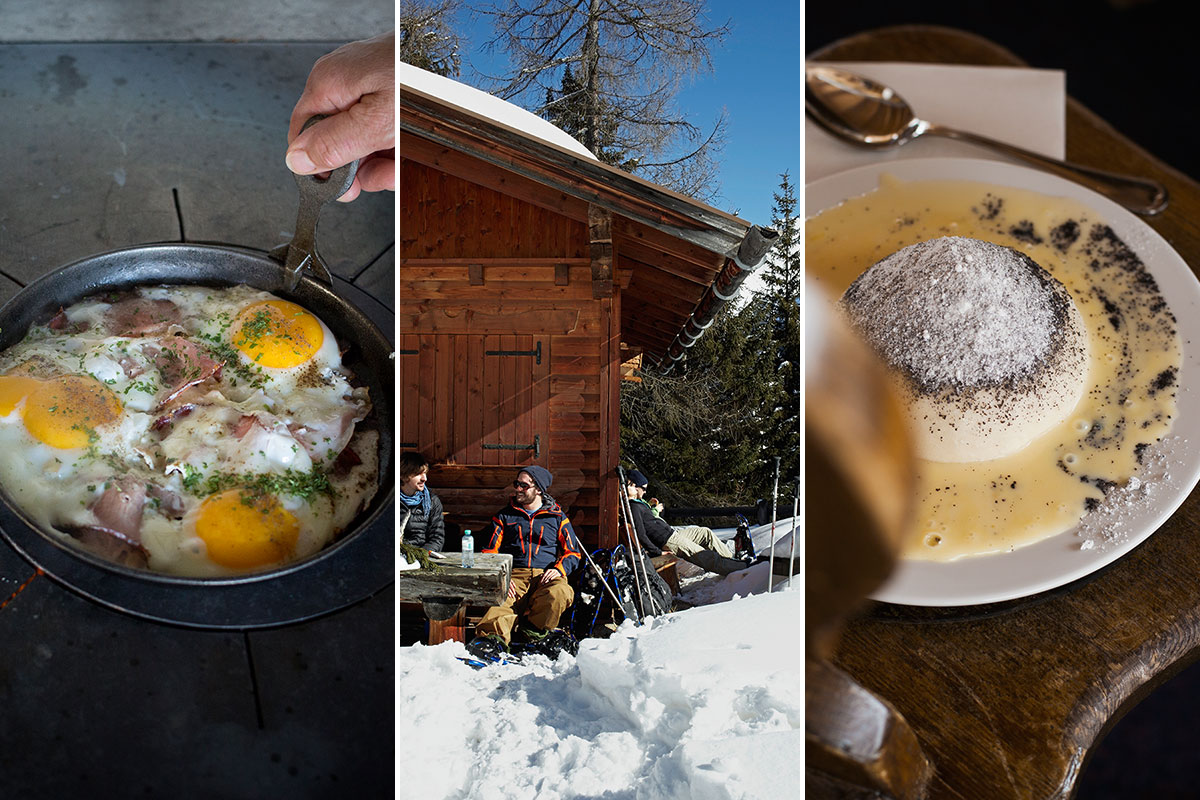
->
[[467, 466, 582, 659], [624, 469, 748, 576]]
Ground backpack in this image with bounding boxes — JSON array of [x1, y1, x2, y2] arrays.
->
[[618, 548, 673, 619]]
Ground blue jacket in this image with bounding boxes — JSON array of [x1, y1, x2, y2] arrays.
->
[[484, 500, 582, 575]]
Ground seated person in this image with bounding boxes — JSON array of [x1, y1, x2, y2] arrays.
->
[[399, 452, 444, 552], [467, 466, 582, 659], [625, 469, 748, 576]]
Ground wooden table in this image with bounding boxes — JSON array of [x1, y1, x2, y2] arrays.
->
[[0, 42, 393, 797], [397, 553, 513, 644], [808, 26, 1200, 800]]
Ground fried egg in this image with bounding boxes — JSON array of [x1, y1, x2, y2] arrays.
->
[[0, 285, 378, 576]]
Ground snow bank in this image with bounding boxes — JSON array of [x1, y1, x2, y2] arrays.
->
[[681, 517, 798, 605], [399, 591, 802, 799]]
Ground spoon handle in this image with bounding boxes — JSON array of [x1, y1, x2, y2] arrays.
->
[[923, 122, 1168, 216]]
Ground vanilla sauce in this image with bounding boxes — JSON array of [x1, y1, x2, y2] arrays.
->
[[807, 176, 1180, 561]]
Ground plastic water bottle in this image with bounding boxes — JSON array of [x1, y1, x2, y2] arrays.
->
[[461, 529, 474, 568]]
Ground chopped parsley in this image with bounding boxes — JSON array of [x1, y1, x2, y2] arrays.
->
[[179, 465, 334, 503], [198, 335, 268, 389], [237, 309, 274, 346]]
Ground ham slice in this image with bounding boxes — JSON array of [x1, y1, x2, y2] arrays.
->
[[146, 484, 186, 520], [152, 403, 196, 432], [104, 297, 181, 336], [233, 414, 261, 439], [146, 336, 222, 407], [46, 307, 89, 334], [64, 477, 151, 568], [90, 477, 147, 543], [65, 526, 149, 569]]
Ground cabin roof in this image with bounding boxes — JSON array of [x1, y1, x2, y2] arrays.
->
[[399, 65, 755, 360]]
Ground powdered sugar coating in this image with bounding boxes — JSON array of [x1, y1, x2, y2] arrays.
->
[[838, 236, 1090, 462], [841, 237, 1071, 393]]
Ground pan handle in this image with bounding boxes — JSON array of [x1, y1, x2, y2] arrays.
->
[[271, 115, 360, 292]]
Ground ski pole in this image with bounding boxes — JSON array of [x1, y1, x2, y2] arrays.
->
[[768, 456, 780, 592], [614, 467, 648, 616], [614, 474, 652, 618], [622, 476, 662, 616], [788, 471, 799, 584], [616, 465, 659, 616]]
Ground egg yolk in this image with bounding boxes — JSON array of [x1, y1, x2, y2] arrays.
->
[[195, 490, 300, 568], [231, 300, 323, 369], [22, 375, 123, 448], [0, 375, 41, 416]]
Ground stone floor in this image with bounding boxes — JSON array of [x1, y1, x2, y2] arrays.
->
[[1, 0, 391, 42]]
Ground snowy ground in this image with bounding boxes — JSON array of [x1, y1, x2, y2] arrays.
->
[[678, 518, 797, 605], [399, 517, 801, 800]]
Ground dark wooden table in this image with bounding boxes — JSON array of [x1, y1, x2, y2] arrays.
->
[[809, 26, 1200, 800], [0, 43, 393, 797], [397, 553, 512, 643]]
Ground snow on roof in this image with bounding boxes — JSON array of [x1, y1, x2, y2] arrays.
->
[[399, 62, 598, 162]]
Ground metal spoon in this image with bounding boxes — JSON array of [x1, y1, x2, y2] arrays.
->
[[806, 65, 1168, 216]]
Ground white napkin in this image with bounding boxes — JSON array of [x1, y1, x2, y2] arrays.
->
[[806, 62, 1065, 183]]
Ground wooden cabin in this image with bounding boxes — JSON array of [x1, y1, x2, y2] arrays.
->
[[399, 64, 773, 550]]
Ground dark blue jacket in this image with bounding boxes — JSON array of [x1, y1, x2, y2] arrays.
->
[[400, 491, 444, 551], [484, 500, 582, 575]]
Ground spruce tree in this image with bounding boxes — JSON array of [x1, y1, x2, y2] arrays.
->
[[620, 171, 800, 511], [762, 171, 801, 501]]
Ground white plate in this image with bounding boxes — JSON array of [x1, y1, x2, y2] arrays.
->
[[806, 157, 1200, 606]]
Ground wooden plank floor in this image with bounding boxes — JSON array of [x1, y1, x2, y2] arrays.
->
[[0, 42, 393, 797]]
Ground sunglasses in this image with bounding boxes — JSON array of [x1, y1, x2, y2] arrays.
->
[[513, 480, 535, 490]]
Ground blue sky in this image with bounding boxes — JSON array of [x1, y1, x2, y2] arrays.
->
[[453, 0, 800, 227]]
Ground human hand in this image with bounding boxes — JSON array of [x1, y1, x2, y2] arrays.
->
[[539, 568, 562, 586], [286, 31, 395, 202]]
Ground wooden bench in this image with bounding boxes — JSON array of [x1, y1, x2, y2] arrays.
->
[[650, 554, 679, 594]]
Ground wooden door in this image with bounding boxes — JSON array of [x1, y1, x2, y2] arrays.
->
[[399, 333, 551, 467]]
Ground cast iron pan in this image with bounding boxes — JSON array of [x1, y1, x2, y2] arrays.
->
[[0, 243, 395, 629]]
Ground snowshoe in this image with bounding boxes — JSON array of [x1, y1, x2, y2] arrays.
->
[[513, 628, 578, 659], [465, 634, 508, 663]]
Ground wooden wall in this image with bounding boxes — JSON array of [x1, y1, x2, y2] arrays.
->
[[400, 158, 621, 549]]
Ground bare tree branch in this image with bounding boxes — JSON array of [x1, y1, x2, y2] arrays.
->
[[470, 0, 730, 198]]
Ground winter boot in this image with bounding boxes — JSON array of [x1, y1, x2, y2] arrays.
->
[[465, 634, 508, 662], [732, 515, 756, 561], [682, 547, 753, 576]]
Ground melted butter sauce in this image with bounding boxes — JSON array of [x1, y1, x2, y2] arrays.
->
[[807, 176, 1180, 561]]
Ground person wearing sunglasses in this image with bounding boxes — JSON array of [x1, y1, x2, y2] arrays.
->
[[467, 466, 582, 660]]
